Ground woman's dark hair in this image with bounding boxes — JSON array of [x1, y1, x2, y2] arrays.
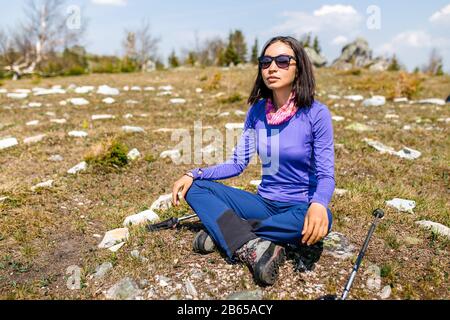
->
[[247, 36, 316, 108]]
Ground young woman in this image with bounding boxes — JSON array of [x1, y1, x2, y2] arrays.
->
[[172, 36, 335, 286]]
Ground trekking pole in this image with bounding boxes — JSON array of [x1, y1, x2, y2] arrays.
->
[[317, 208, 385, 300], [146, 214, 197, 232]]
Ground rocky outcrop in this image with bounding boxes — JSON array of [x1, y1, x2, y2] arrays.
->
[[304, 47, 327, 67]]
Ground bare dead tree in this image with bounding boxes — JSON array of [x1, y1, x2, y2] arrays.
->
[[1, 0, 86, 79], [135, 20, 160, 71], [422, 48, 443, 75]]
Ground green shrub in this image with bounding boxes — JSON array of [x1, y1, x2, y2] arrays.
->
[[85, 138, 129, 169]]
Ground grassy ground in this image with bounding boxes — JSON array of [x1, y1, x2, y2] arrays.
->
[[0, 67, 449, 300]]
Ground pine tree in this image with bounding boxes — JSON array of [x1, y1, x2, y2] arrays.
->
[[388, 54, 400, 71], [168, 50, 179, 68], [251, 38, 259, 65], [232, 30, 247, 64], [185, 51, 197, 66], [224, 31, 239, 66], [313, 36, 321, 54]]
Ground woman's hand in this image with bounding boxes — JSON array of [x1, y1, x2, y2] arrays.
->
[[172, 173, 194, 206], [301, 202, 329, 246]]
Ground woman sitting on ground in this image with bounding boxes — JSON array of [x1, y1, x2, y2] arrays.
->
[[172, 35, 335, 286]]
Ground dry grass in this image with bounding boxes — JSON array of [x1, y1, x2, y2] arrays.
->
[[0, 66, 449, 300]]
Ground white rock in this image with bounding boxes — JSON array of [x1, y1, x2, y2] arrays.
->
[[159, 149, 181, 161], [144, 86, 155, 91], [402, 125, 412, 130], [345, 123, 373, 132], [31, 180, 54, 191], [28, 102, 42, 108], [7, 93, 28, 99], [108, 242, 125, 252], [234, 110, 246, 116], [328, 94, 341, 99], [24, 134, 46, 144], [50, 118, 67, 124], [68, 130, 88, 138], [184, 279, 198, 297], [225, 123, 244, 130], [153, 128, 177, 133], [195, 88, 203, 93], [26, 120, 39, 126], [334, 188, 348, 196], [123, 209, 159, 227], [123, 113, 133, 119], [157, 91, 172, 96], [363, 138, 396, 155], [386, 198, 416, 213], [379, 285, 392, 299], [415, 221, 450, 239], [170, 98, 186, 104], [15, 89, 31, 93], [69, 98, 90, 106], [45, 112, 56, 117], [34, 88, 66, 96], [0, 137, 18, 150], [59, 100, 68, 106], [384, 113, 399, 119], [394, 97, 408, 103], [92, 114, 115, 120], [131, 86, 141, 91], [158, 85, 173, 91], [49, 154, 64, 162], [150, 194, 173, 211], [0, 89, 7, 94], [416, 98, 446, 106], [250, 180, 261, 186], [344, 95, 364, 101], [98, 228, 130, 249], [102, 97, 116, 104], [74, 86, 95, 94], [365, 265, 381, 291], [127, 148, 141, 160], [396, 147, 421, 160], [219, 112, 230, 117], [123, 86, 130, 91], [67, 161, 87, 174], [125, 100, 139, 104], [362, 95, 386, 107], [332, 115, 345, 122], [122, 126, 145, 133], [97, 85, 120, 96]]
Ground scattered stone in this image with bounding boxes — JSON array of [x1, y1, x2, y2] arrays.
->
[[386, 198, 416, 213], [144, 86, 155, 91], [105, 277, 142, 300], [125, 99, 139, 105], [127, 148, 141, 160], [415, 98, 446, 106], [160, 149, 181, 161], [304, 47, 327, 67], [50, 118, 67, 124], [123, 113, 133, 119], [394, 97, 408, 103], [102, 97, 115, 104], [385, 113, 399, 119], [334, 188, 348, 196], [157, 91, 172, 96], [249, 180, 261, 186], [7, 93, 28, 99], [363, 138, 421, 160], [67, 161, 87, 174], [108, 242, 125, 252], [323, 232, 355, 260], [122, 126, 145, 133], [92, 114, 115, 120], [34, 88, 66, 96], [328, 94, 341, 99], [49, 154, 64, 162], [153, 128, 177, 133], [94, 262, 113, 279], [131, 86, 141, 91], [97, 85, 120, 96], [345, 123, 373, 132], [234, 110, 246, 116], [69, 98, 89, 106], [365, 265, 381, 291], [150, 194, 173, 211], [98, 228, 130, 249], [396, 147, 421, 160], [219, 112, 230, 117], [170, 98, 186, 104], [158, 85, 173, 91], [68, 130, 88, 138], [184, 279, 198, 298], [26, 120, 39, 126], [362, 96, 386, 107], [24, 134, 46, 144], [59, 100, 68, 106], [74, 86, 95, 94], [123, 209, 159, 227], [379, 285, 392, 299], [28, 102, 42, 108], [344, 95, 364, 101], [66, 265, 82, 290], [195, 88, 203, 93], [226, 290, 263, 300], [31, 179, 54, 191], [415, 221, 450, 239], [332, 115, 345, 122], [0, 137, 18, 150]]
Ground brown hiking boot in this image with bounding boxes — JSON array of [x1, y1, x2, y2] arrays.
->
[[235, 238, 286, 286], [192, 229, 216, 254]]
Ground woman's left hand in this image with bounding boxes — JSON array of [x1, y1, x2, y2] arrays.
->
[[301, 202, 329, 246]]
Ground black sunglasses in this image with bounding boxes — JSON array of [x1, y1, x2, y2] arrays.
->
[[258, 54, 296, 69]]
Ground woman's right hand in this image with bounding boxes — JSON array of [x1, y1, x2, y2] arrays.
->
[[172, 173, 194, 206]]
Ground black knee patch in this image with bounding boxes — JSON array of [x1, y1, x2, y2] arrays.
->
[[217, 209, 257, 254]]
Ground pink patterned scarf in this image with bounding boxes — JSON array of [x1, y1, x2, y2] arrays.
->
[[265, 91, 298, 125]]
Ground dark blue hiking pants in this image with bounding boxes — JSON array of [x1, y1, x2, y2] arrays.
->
[[185, 180, 333, 259]]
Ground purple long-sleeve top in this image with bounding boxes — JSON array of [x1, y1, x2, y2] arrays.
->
[[190, 99, 335, 209]]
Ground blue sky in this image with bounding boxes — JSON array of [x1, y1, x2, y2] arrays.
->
[[1, 0, 450, 71]]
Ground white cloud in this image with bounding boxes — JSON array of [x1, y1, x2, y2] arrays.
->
[[429, 4, 450, 24], [331, 35, 348, 46], [377, 30, 450, 55], [91, 0, 127, 6], [270, 4, 362, 36]]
